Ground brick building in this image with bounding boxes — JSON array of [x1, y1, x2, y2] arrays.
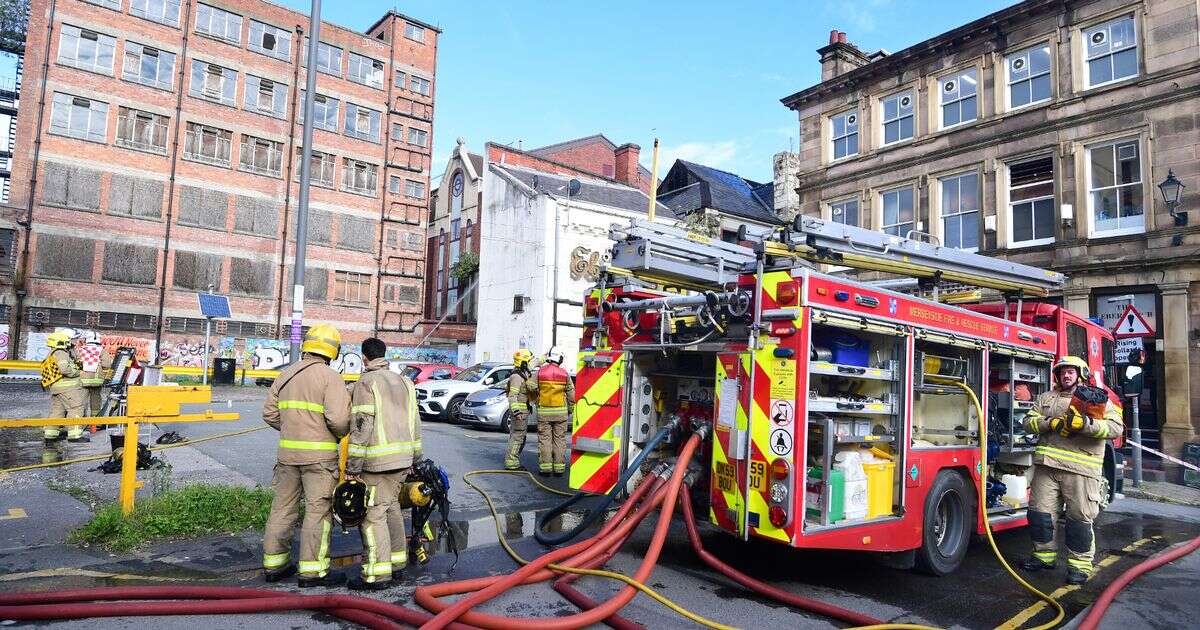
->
[[4, 0, 439, 366], [780, 0, 1199, 463]]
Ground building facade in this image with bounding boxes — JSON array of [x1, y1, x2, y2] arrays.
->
[[5, 0, 439, 366], [782, 0, 1199, 462]]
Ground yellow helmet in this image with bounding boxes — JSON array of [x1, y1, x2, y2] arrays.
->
[[301, 323, 341, 360], [46, 331, 72, 349], [512, 349, 533, 368], [1053, 355, 1090, 380]]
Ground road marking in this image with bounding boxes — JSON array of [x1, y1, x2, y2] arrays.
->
[[0, 567, 222, 582], [0, 508, 27, 520], [995, 536, 1161, 630]]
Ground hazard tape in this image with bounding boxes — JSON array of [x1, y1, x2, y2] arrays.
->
[[1126, 439, 1200, 473]]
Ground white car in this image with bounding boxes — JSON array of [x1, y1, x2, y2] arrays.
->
[[414, 362, 514, 421]]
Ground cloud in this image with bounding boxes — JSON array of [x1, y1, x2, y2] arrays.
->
[[657, 140, 739, 169]]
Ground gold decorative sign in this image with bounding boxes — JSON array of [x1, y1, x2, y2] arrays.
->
[[570, 246, 610, 281]]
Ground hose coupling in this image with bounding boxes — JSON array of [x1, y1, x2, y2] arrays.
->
[[692, 422, 712, 442], [682, 463, 705, 487], [654, 462, 677, 480]]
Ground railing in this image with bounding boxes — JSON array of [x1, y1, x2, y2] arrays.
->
[[0, 359, 360, 382], [183, 129, 232, 167], [115, 113, 168, 154]]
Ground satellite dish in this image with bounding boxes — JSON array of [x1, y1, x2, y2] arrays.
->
[[568, 179, 582, 196]]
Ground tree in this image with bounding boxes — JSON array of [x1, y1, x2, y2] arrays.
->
[[0, 0, 28, 56]]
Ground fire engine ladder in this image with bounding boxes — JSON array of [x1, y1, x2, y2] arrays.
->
[[763, 216, 1065, 298], [607, 219, 759, 292]]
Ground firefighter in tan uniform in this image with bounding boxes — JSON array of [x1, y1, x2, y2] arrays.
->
[[503, 349, 534, 471], [42, 329, 88, 443], [1020, 356, 1123, 585], [526, 346, 574, 477], [344, 338, 421, 591], [77, 331, 113, 416], [261, 324, 352, 587]]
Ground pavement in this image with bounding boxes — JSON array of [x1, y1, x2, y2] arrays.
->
[[1122, 479, 1200, 507], [3, 383, 1200, 629]]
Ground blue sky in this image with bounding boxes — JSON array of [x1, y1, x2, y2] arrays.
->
[[280, 0, 1018, 183]]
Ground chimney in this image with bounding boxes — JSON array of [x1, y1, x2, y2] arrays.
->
[[773, 151, 800, 222], [818, 30, 873, 81], [614, 143, 641, 187]]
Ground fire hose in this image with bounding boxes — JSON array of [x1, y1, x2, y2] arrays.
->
[[1076, 535, 1200, 630]]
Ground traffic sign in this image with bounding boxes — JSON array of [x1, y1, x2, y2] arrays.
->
[[1112, 304, 1153, 338], [198, 292, 231, 319]]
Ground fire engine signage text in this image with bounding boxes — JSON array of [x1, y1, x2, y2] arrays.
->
[[906, 305, 1001, 337]]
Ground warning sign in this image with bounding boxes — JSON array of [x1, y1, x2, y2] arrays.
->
[[1112, 305, 1154, 338], [769, 429, 793, 456], [770, 400, 794, 427], [1115, 337, 1144, 363], [769, 358, 796, 400]]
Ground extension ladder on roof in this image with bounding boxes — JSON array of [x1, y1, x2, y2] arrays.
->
[[608, 220, 758, 291]]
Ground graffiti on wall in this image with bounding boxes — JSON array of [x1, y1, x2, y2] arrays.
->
[[22, 331, 158, 362], [386, 346, 456, 365], [0, 324, 8, 361]]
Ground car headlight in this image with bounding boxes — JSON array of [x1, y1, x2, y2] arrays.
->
[[431, 390, 448, 397], [485, 395, 507, 406]]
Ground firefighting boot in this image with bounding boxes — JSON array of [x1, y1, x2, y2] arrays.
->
[[1020, 556, 1057, 572], [298, 571, 346, 588], [347, 576, 392, 591], [1066, 567, 1090, 585], [264, 564, 297, 583]]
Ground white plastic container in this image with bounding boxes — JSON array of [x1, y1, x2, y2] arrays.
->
[[1001, 474, 1029, 506], [834, 451, 869, 520]]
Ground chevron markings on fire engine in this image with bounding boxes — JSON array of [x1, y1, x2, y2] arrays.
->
[[569, 351, 626, 494]]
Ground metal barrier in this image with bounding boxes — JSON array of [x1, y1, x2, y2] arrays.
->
[[0, 385, 239, 515], [0, 359, 359, 382]]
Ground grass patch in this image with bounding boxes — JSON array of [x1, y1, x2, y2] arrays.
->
[[70, 484, 273, 552]]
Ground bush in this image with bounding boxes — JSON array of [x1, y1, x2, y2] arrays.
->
[[71, 484, 273, 552]]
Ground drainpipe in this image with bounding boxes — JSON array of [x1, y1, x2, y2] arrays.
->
[[372, 17, 398, 338]]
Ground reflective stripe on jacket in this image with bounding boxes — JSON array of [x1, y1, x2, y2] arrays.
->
[[1025, 385, 1123, 479], [527, 363, 574, 418], [48, 349, 82, 393], [263, 356, 352, 465], [346, 358, 421, 474], [507, 370, 530, 412]]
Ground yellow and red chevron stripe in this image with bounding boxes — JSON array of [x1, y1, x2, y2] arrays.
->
[[569, 351, 626, 494], [709, 353, 746, 534]]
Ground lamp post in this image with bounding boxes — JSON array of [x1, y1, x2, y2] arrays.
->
[[1158, 169, 1186, 227]]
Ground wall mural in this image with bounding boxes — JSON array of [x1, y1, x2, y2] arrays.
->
[[569, 245, 610, 282], [0, 324, 8, 361]]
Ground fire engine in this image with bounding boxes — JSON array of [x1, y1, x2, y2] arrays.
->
[[569, 217, 1123, 575]]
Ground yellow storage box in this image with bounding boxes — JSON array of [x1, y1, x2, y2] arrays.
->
[[863, 460, 895, 518]]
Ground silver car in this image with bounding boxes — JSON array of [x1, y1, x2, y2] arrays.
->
[[457, 387, 513, 432]]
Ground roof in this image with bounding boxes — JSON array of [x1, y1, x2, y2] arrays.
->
[[493, 164, 677, 219], [529, 134, 655, 182], [364, 10, 443, 37], [468, 153, 484, 178], [656, 160, 783, 225]]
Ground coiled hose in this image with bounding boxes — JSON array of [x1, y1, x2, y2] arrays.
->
[[534, 422, 675, 545]]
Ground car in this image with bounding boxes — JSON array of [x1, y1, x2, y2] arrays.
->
[[414, 362, 514, 422], [390, 362, 459, 384], [458, 387, 513, 432]]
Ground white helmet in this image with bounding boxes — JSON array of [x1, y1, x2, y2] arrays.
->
[[81, 330, 101, 344], [54, 327, 81, 341], [546, 346, 564, 365]]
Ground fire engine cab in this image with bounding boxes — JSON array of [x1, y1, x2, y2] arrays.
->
[[569, 217, 1123, 575]]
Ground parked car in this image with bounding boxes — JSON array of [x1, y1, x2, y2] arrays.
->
[[415, 362, 514, 421], [390, 361, 459, 384], [458, 388, 512, 432]]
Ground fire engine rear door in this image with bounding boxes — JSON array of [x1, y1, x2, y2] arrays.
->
[[569, 351, 626, 494]]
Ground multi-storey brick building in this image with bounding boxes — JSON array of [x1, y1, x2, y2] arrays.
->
[[4, 0, 439, 367], [780, 0, 1199, 464]]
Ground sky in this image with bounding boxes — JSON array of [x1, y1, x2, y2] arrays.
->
[[278, 0, 1019, 183]]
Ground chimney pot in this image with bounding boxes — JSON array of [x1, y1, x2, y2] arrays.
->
[[838, 31, 847, 44], [829, 29, 839, 45]]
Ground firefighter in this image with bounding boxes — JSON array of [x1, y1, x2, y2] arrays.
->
[[344, 337, 421, 591], [1020, 355, 1123, 585], [42, 329, 88, 443], [77, 331, 112, 416], [261, 323, 352, 587], [526, 346, 574, 477], [503, 349, 534, 471]]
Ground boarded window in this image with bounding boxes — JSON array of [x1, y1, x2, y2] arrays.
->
[[42, 162, 101, 210], [285, 266, 328, 301], [0, 228, 16, 273], [172, 250, 222, 290], [398, 285, 419, 305], [178, 185, 229, 230], [234, 196, 279, 236], [35, 233, 95, 280], [102, 242, 158, 285], [290, 209, 332, 245], [337, 215, 375, 251], [229, 257, 273, 296], [108, 174, 164, 219]]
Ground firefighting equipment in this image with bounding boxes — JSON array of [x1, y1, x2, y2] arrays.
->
[[546, 346, 564, 365], [1023, 386, 1122, 479], [333, 479, 368, 529], [261, 354, 351, 581], [45, 331, 73, 349], [301, 323, 342, 361], [504, 368, 532, 470], [512, 349, 533, 369], [80, 330, 101, 344], [1071, 385, 1110, 420], [406, 457, 457, 570], [39, 355, 64, 389], [43, 347, 85, 441], [527, 361, 574, 475], [1053, 355, 1090, 381], [347, 357, 421, 475]]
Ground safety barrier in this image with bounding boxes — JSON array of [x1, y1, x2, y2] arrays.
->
[[0, 385, 239, 515], [0, 359, 360, 382]]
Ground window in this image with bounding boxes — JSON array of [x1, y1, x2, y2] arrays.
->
[[404, 23, 424, 43], [130, 0, 181, 27], [1088, 138, 1143, 236], [394, 69, 406, 88], [189, 60, 236, 106], [407, 127, 428, 148], [249, 20, 291, 60], [343, 103, 381, 142], [342, 158, 378, 195], [84, 0, 120, 9], [244, 75, 286, 118], [334, 271, 371, 304], [1084, 15, 1138, 88], [1006, 43, 1052, 110], [939, 172, 980, 251], [512, 295, 525, 314], [303, 38, 342, 75], [58, 25, 115, 75], [404, 179, 425, 199], [299, 91, 339, 131], [409, 75, 431, 96], [881, 91, 914, 145], [830, 110, 858, 161], [388, 174, 401, 194], [238, 135, 283, 177], [829, 198, 859, 226], [195, 3, 242, 44], [295, 148, 336, 187], [880, 186, 914, 237], [115, 107, 168, 153], [122, 42, 175, 89], [1066, 323, 1089, 362], [49, 93, 108, 142], [939, 68, 977, 128], [1008, 156, 1055, 246], [391, 122, 404, 141], [348, 52, 384, 88], [183, 122, 232, 166]]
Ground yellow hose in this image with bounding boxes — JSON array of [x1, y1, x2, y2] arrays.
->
[[463, 469, 737, 630]]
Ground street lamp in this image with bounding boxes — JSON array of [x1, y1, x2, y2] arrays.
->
[[1158, 169, 1186, 227]]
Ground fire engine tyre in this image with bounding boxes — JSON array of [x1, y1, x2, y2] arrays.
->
[[915, 470, 975, 576]]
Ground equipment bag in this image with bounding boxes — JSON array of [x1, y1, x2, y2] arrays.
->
[[1071, 385, 1109, 420], [40, 355, 63, 390]]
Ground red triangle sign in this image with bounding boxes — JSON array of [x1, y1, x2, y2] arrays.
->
[[1112, 304, 1154, 338]]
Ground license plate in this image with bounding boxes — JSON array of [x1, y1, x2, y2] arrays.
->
[[749, 460, 768, 494], [715, 461, 736, 493], [715, 461, 769, 494]]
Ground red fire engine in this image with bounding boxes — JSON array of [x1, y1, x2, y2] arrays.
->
[[569, 217, 1123, 575]]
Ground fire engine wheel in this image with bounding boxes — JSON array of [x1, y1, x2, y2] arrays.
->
[[916, 470, 974, 576]]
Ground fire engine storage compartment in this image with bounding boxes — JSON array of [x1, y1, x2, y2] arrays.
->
[[911, 334, 984, 448], [804, 310, 906, 530], [985, 346, 1053, 516]]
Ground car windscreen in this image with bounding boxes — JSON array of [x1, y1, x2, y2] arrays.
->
[[454, 365, 489, 382]]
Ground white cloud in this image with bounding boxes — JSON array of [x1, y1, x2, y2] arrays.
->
[[656, 140, 739, 170]]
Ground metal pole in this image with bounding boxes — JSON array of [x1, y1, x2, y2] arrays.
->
[[290, 0, 322, 363], [647, 138, 660, 222], [552, 187, 567, 348], [202, 317, 211, 385], [1129, 393, 1142, 487]]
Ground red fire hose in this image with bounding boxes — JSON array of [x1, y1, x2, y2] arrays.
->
[[1077, 534, 1200, 630]]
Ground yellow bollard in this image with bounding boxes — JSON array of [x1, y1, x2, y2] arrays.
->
[[119, 420, 144, 516]]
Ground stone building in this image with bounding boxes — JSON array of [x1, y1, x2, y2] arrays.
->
[[4, 0, 439, 365], [781, 0, 1199, 464]]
